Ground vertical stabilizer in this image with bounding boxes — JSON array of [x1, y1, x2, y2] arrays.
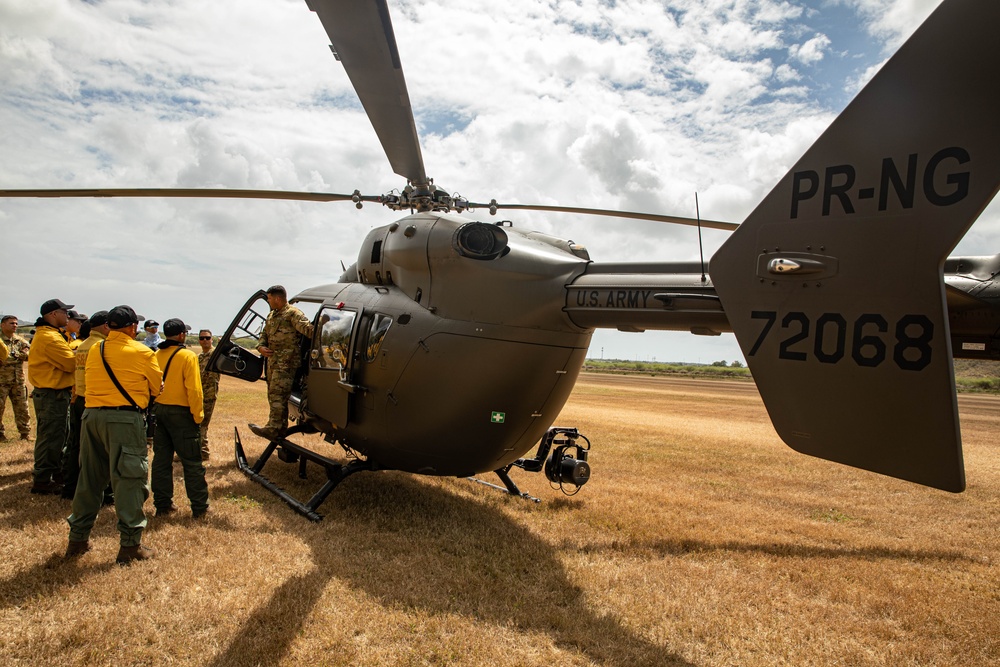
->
[[711, 0, 1000, 491]]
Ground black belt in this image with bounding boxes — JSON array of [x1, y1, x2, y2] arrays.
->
[[92, 406, 143, 412]]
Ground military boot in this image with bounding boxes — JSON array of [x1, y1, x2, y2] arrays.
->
[[156, 503, 178, 517], [248, 423, 279, 440], [64, 540, 91, 559], [30, 480, 64, 495], [116, 544, 155, 565]]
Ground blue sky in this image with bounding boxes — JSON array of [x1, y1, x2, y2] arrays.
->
[[1, 0, 992, 363]]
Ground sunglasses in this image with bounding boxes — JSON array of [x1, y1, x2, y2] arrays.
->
[[199, 336, 212, 340]]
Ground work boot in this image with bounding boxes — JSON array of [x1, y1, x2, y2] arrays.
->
[[20, 432, 30, 440], [192, 506, 210, 520], [64, 540, 91, 559], [116, 544, 155, 565], [248, 423, 279, 440], [30, 481, 64, 495], [156, 503, 178, 517]]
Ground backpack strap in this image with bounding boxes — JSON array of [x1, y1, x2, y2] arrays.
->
[[162, 347, 182, 383]]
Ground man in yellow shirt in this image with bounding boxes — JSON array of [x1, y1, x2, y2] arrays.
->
[[28, 298, 77, 495], [65, 305, 162, 565], [150, 318, 208, 518]]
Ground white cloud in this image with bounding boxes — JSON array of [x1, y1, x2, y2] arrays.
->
[[844, 0, 941, 47], [789, 32, 831, 64]]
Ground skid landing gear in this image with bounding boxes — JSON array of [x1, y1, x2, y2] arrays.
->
[[235, 426, 372, 521], [465, 468, 541, 502]]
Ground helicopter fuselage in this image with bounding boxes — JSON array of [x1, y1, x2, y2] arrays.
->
[[278, 211, 734, 476]]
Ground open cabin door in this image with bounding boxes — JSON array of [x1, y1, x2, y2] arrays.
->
[[305, 305, 362, 429], [207, 290, 268, 382]]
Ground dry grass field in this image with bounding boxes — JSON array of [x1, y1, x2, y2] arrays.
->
[[1, 373, 997, 666]]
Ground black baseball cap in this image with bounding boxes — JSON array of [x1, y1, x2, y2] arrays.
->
[[108, 305, 140, 329], [163, 318, 191, 337], [40, 299, 74, 316], [68, 310, 88, 322], [88, 311, 110, 327], [143, 320, 159, 329]]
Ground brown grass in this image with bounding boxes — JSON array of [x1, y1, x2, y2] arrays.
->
[[1, 373, 997, 666]]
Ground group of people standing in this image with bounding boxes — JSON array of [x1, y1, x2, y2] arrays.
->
[[3, 299, 221, 565], [4, 285, 308, 566]]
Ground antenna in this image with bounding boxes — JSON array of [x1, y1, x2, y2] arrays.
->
[[695, 192, 706, 283]]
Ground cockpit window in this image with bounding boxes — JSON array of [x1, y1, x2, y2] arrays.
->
[[366, 314, 392, 362]]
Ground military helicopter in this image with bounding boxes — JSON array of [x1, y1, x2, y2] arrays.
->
[[3, 0, 999, 520]]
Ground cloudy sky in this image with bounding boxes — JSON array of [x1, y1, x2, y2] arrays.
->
[[1, 0, 992, 363]]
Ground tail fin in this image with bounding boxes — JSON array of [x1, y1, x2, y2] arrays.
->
[[711, 0, 1000, 492]]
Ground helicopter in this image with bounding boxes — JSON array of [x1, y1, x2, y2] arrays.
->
[[2, 0, 999, 520]]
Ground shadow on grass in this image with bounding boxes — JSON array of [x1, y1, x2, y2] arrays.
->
[[564, 537, 976, 563], [205, 464, 694, 667]]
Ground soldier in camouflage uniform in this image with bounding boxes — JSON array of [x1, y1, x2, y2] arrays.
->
[[0, 315, 31, 441], [197, 329, 220, 460], [249, 286, 313, 440]]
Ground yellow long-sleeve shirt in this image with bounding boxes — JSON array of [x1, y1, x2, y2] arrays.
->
[[84, 330, 161, 409], [155, 344, 204, 424], [74, 331, 106, 399], [28, 324, 77, 389], [0, 337, 7, 363]]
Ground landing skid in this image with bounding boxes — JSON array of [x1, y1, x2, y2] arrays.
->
[[234, 426, 373, 521], [465, 467, 541, 503]]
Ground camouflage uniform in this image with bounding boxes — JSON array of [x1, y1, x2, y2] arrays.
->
[[257, 304, 313, 434], [0, 331, 31, 440], [198, 347, 220, 460]]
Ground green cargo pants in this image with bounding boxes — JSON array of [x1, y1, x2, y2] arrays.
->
[[67, 407, 149, 547], [31, 387, 71, 485], [151, 404, 209, 514]]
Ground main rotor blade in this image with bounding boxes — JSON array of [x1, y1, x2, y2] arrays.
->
[[0, 188, 370, 203], [469, 202, 738, 231], [307, 0, 427, 185]]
